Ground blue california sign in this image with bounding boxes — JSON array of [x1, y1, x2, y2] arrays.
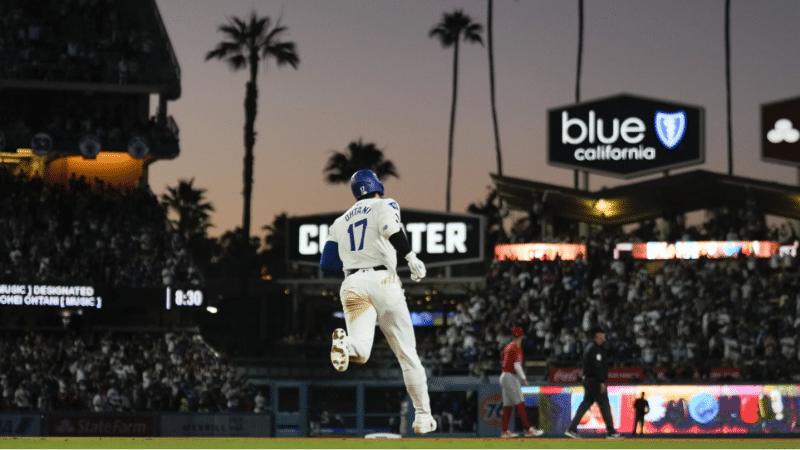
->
[[548, 94, 705, 178]]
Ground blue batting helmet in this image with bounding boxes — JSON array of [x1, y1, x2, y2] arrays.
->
[[350, 169, 384, 199]]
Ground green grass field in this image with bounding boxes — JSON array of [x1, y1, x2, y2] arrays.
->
[[3, 437, 800, 449]]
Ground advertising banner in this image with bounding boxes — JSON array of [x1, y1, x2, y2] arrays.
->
[[0, 414, 41, 436], [614, 241, 780, 260], [48, 414, 155, 437], [523, 384, 800, 435], [287, 210, 484, 267], [709, 368, 742, 381], [762, 95, 800, 166], [548, 94, 704, 178], [161, 414, 271, 437], [548, 368, 645, 384], [494, 243, 587, 261]]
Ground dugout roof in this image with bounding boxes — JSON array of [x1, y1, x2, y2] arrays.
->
[[491, 169, 800, 226]]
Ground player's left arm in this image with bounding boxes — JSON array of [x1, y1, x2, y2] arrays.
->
[[379, 200, 426, 281]]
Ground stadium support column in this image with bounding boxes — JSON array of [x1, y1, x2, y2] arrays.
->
[[541, 213, 554, 240], [260, 295, 268, 341], [292, 283, 300, 335], [796, 168, 800, 237], [579, 172, 589, 238], [158, 94, 168, 125]]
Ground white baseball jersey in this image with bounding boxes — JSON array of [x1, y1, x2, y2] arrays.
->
[[326, 197, 403, 272]]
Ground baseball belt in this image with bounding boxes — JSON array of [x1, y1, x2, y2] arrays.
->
[[344, 265, 388, 277]]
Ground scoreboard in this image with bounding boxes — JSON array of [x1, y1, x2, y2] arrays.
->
[[0, 283, 206, 312]]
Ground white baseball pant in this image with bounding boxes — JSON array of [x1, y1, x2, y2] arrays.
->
[[339, 268, 430, 416]]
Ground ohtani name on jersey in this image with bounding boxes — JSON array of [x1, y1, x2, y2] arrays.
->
[[344, 205, 371, 222]]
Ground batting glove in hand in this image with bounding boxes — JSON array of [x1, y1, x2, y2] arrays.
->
[[405, 252, 426, 282]]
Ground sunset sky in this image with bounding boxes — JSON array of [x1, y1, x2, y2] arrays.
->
[[148, 0, 800, 237]]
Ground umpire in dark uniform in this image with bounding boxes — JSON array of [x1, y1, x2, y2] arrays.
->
[[564, 326, 623, 439]]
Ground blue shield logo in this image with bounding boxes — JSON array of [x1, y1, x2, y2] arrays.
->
[[654, 110, 686, 149]]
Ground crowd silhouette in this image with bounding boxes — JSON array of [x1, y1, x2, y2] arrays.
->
[[0, 0, 162, 85], [0, 329, 259, 413], [0, 168, 201, 288]]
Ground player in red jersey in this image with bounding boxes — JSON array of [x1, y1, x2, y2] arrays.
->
[[499, 327, 544, 438]]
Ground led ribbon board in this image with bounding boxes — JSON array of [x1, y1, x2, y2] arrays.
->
[[613, 241, 780, 260], [494, 243, 587, 261]]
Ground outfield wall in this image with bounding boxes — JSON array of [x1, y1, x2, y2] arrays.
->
[[266, 379, 800, 437], [1, 382, 797, 437]]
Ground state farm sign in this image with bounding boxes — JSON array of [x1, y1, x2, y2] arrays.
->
[[48, 414, 155, 437], [548, 94, 704, 178], [287, 209, 484, 267]]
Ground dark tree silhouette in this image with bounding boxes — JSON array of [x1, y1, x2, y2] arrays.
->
[[323, 139, 399, 184], [429, 10, 483, 212]]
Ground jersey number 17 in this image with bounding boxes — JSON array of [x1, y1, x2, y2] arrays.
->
[[347, 219, 368, 251]]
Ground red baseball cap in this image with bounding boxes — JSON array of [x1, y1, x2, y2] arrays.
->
[[511, 327, 525, 338]]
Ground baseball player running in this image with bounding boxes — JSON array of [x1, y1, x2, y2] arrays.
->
[[499, 327, 544, 438], [319, 169, 436, 435]]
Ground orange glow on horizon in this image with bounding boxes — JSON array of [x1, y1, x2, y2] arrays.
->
[[47, 152, 145, 190]]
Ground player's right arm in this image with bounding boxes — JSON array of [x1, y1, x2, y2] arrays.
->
[[319, 222, 344, 277]]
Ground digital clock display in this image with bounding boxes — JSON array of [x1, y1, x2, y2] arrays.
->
[[165, 287, 204, 310]]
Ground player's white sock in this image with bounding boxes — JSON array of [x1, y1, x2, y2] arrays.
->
[[406, 382, 431, 415]]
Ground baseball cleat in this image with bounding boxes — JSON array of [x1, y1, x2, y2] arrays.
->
[[606, 432, 624, 439], [500, 431, 518, 438], [564, 430, 581, 439], [412, 414, 437, 435], [525, 427, 544, 437], [330, 328, 349, 372]]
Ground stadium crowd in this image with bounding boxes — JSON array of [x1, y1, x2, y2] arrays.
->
[[0, 168, 202, 288], [0, 329, 261, 413], [0, 91, 179, 158], [0, 0, 160, 84], [430, 208, 800, 383]]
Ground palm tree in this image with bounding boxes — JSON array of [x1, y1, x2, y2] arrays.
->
[[161, 178, 215, 241], [575, 0, 585, 189], [161, 178, 216, 277], [467, 188, 505, 265], [205, 10, 299, 244], [724, 0, 733, 175], [486, 0, 502, 177], [206, 10, 298, 301], [260, 212, 288, 279], [430, 10, 483, 212], [323, 139, 399, 184], [213, 227, 262, 278]]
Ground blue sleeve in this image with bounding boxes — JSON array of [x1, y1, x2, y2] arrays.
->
[[320, 241, 344, 276]]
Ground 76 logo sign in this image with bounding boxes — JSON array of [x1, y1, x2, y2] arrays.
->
[[479, 393, 504, 428]]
